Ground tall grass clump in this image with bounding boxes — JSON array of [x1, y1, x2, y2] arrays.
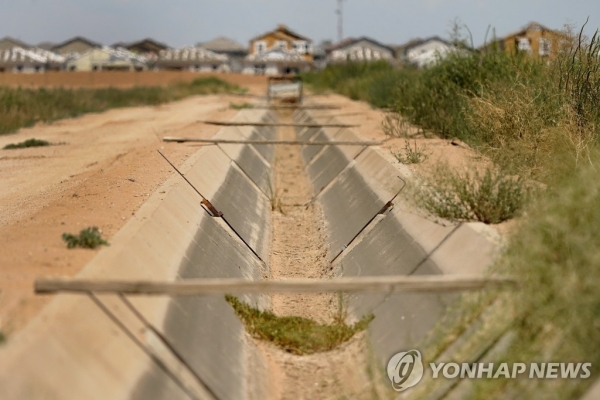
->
[[416, 164, 528, 224], [469, 155, 600, 399], [303, 61, 403, 108], [0, 77, 243, 135]]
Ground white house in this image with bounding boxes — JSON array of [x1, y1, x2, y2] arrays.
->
[[0, 47, 65, 73], [327, 37, 395, 63], [242, 49, 310, 76], [401, 37, 457, 68], [156, 47, 230, 72], [66, 47, 148, 71]]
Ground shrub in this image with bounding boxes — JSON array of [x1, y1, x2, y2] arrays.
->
[[62, 226, 109, 249], [3, 138, 51, 150], [226, 295, 373, 355], [392, 140, 429, 164], [416, 164, 528, 224]]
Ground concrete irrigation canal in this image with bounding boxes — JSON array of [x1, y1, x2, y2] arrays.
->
[[0, 105, 500, 399]]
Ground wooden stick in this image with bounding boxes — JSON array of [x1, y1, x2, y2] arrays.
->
[[162, 137, 381, 146], [197, 120, 358, 128], [35, 276, 517, 296], [252, 105, 342, 110]]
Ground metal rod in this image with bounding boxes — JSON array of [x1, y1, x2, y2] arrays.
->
[[197, 120, 358, 128], [36, 275, 518, 296], [330, 177, 407, 264], [163, 137, 380, 146], [157, 150, 222, 217], [157, 150, 264, 264]]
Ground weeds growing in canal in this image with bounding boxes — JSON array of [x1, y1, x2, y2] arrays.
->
[[226, 295, 374, 355], [267, 180, 285, 214], [230, 102, 254, 110]]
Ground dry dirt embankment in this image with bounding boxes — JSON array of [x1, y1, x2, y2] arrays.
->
[[0, 92, 255, 335]]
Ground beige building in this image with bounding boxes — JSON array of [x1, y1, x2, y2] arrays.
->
[[249, 24, 313, 62], [156, 47, 230, 72], [53, 36, 101, 56], [66, 47, 147, 71], [0, 37, 30, 51], [490, 22, 566, 59]]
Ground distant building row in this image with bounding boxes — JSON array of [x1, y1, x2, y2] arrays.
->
[[0, 22, 565, 74]]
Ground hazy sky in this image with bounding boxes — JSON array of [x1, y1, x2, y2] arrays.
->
[[1, 0, 598, 48]]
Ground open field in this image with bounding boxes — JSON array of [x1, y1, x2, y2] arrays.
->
[[0, 71, 267, 91]]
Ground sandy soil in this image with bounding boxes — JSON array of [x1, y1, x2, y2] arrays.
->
[[269, 119, 333, 324], [0, 93, 254, 336]]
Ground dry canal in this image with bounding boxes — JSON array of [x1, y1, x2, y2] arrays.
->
[[0, 105, 500, 399]]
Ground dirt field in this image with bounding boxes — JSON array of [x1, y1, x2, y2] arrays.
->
[[0, 89, 266, 336], [0, 71, 267, 93]]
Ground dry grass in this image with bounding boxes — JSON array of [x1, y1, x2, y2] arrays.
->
[[415, 163, 529, 224], [391, 140, 430, 164]]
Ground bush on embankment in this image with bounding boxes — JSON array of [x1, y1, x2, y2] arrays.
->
[[304, 29, 600, 185], [0, 77, 244, 135]]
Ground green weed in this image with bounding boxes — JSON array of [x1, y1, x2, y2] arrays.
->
[[3, 138, 51, 150], [62, 226, 109, 249], [392, 140, 429, 164], [226, 295, 374, 355], [416, 164, 528, 224], [230, 102, 254, 110]]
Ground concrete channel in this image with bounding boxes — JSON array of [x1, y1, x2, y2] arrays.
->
[[0, 106, 500, 399]]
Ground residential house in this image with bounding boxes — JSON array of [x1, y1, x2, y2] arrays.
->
[[242, 49, 310, 75], [36, 42, 56, 51], [490, 22, 564, 59], [326, 37, 395, 64], [198, 37, 247, 72], [65, 47, 147, 71], [155, 47, 230, 72], [52, 36, 102, 56], [0, 47, 65, 73], [0, 37, 30, 51], [399, 36, 456, 68], [245, 24, 313, 75], [121, 38, 169, 56]]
